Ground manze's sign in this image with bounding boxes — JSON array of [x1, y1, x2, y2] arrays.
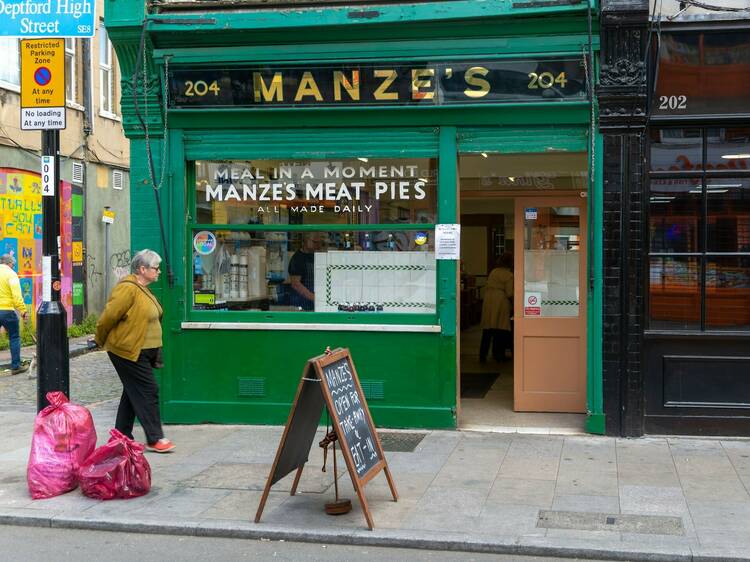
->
[[169, 58, 586, 108], [255, 348, 397, 530], [205, 163, 427, 210]]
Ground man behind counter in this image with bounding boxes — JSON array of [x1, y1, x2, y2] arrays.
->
[[287, 233, 321, 311]]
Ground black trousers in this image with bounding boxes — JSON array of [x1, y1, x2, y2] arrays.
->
[[108, 349, 164, 445], [480, 329, 512, 362]]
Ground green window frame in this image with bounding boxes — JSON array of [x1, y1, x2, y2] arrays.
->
[[183, 127, 443, 325]]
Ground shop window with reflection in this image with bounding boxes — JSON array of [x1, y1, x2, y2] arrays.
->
[[459, 152, 588, 192], [195, 158, 437, 225], [191, 158, 438, 314], [649, 126, 750, 331], [523, 206, 581, 317]]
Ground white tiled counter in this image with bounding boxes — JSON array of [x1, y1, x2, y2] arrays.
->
[[314, 251, 437, 313]]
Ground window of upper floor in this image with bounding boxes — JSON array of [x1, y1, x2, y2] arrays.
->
[[98, 23, 118, 119], [0, 38, 20, 91]]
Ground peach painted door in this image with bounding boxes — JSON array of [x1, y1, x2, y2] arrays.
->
[[514, 198, 587, 413]]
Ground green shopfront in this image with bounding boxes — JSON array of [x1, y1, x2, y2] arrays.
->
[[106, 0, 604, 431]]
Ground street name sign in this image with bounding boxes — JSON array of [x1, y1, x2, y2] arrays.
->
[[0, 0, 96, 38], [20, 39, 66, 130]]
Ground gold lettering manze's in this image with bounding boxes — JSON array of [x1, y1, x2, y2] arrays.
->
[[333, 70, 360, 101], [464, 66, 490, 98], [253, 72, 283, 102], [411, 69, 435, 100], [295, 72, 324, 102], [373, 69, 398, 100]]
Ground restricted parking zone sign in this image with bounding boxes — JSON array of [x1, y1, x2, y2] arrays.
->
[[20, 39, 66, 130]]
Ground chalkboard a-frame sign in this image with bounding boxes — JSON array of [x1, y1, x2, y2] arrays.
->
[[255, 348, 398, 530]]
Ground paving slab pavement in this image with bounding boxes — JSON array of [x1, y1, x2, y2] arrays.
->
[[0, 335, 92, 371], [1, 400, 750, 561]]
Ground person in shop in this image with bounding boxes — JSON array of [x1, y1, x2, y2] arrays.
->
[[287, 233, 320, 311], [94, 249, 175, 453], [479, 253, 514, 363], [0, 254, 29, 375]]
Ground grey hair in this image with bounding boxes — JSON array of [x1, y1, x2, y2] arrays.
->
[[131, 249, 162, 273], [0, 254, 15, 267]]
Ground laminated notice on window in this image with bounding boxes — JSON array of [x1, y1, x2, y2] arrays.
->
[[435, 224, 460, 260]]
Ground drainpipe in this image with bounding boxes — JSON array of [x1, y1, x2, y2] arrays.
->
[[82, 38, 93, 136], [104, 206, 111, 304]]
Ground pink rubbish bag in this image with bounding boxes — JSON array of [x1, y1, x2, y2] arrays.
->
[[79, 429, 151, 500], [27, 391, 98, 499]]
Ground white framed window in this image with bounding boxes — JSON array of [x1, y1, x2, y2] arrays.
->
[[0, 38, 21, 91], [65, 38, 77, 105], [98, 24, 116, 117]]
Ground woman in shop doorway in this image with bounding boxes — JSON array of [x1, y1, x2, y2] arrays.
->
[[95, 249, 175, 453], [479, 253, 514, 363]]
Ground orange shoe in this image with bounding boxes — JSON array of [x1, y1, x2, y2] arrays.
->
[[146, 438, 175, 453]]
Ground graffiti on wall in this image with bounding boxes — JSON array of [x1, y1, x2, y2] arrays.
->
[[110, 249, 131, 283], [0, 168, 74, 326]]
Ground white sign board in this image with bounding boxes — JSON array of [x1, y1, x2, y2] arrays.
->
[[41, 155, 55, 196], [524, 292, 542, 317], [42, 255, 51, 302], [102, 209, 115, 224], [435, 224, 460, 260], [22, 107, 66, 131], [525, 208, 538, 221]]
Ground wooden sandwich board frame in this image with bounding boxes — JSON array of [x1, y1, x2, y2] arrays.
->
[[255, 348, 398, 530]]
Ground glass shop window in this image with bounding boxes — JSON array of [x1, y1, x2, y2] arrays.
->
[[649, 126, 750, 331], [653, 30, 750, 116], [195, 158, 437, 226], [459, 152, 588, 192], [191, 229, 436, 313], [190, 157, 438, 315]]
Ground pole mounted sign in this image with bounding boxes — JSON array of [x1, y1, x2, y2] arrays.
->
[[20, 39, 66, 130], [0, 2, 84, 412], [0, 0, 96, 37]]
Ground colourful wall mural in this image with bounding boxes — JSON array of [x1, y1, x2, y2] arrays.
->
[[0, 168, 76, 326]]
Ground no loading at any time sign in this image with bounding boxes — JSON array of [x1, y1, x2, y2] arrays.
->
[[20, 39, 66, 131]]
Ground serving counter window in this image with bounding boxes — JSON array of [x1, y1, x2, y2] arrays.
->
[[190, 158, 438, 314]]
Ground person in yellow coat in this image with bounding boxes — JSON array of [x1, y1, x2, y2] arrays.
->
[[95, 249, 175, 453], [479, 253, 514, 363], [0, 254, 28, 374]]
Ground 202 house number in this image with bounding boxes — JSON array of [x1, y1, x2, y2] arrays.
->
[[659, 95, 687, 110]]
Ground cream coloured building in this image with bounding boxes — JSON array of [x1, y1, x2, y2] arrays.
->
[[0, 6, 131, 320]]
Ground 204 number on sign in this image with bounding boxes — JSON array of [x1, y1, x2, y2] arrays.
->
[[659, 95, 687, 110], [528, 71, 568, 90]]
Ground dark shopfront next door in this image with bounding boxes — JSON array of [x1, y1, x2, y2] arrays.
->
[[644, 335, 750, 436]]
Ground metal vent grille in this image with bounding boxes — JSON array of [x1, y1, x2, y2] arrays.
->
[[71, 162, 84, 185], [112, 170, 124, 190], [360, 380, 384, 400], [238, 378, 265, 397]]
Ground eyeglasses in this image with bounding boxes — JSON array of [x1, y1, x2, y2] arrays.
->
[[147, 266, 161, 271]]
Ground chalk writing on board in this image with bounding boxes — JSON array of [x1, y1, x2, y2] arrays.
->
[[322, 357, 381, 478], [256, 348, 399, 531]]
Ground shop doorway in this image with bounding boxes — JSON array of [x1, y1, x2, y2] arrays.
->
[[457, 152, 587, 432]]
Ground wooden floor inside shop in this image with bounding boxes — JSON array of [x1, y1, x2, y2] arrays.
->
[[459, 325, 586, 434]]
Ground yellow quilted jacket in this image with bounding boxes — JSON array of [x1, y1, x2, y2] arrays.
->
[[95, 274, 163, 361]]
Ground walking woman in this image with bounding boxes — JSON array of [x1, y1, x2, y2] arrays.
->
[[95, 249, 175, 453], [479, 253, 514, 363]]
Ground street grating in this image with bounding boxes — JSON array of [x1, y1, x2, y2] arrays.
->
[[537, 510, 684, 536], [378, 431, 427, 452]]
